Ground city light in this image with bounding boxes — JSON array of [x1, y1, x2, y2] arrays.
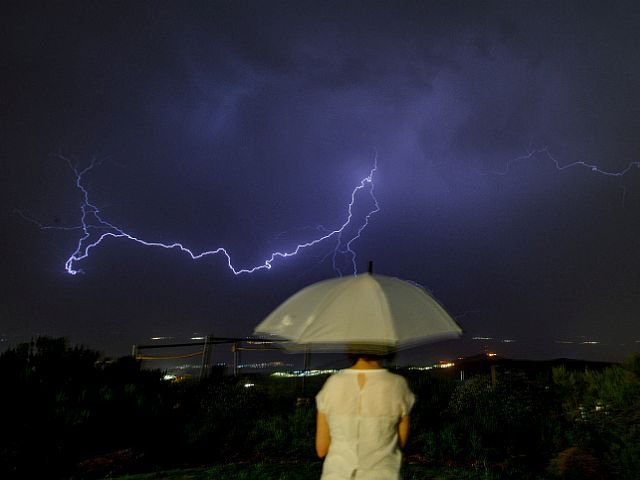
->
[[408, 361, 455, 371], [271, 369, 337, 378], [237, 361, 293, 370]]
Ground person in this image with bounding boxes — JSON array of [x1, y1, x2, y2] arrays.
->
[[315, 346, 415, 479]]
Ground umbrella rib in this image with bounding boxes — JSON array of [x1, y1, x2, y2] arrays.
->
[[371, 277, 396, 343]]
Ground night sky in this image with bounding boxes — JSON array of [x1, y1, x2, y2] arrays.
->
[[3, 1, 639, 364]]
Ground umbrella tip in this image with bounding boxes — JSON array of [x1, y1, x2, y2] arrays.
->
[[368, 260, 373, 274]]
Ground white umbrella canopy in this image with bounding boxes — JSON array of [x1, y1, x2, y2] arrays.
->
[[254, 273, 462, 352]]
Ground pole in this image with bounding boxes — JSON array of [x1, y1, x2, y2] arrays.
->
[[368, 260, 373, 274], [199, 335, 213, 381], [232, 342, 240, 376], [301, 345, 310, 395], [131, 344, 138, 358]]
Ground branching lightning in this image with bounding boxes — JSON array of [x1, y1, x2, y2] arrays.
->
[[332, 154, 380, 275], [494, 147, 639, 177], [26, 155, 379, 277], [25, 145, 636, 279], [492, 147, 640, 204]]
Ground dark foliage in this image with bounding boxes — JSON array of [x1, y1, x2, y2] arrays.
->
[[0, 337, 173, 479], [405, 368, 563, 479], [551, 355, 640, 479], [1, 338, 638, 480], [403, 359, 639, 479]]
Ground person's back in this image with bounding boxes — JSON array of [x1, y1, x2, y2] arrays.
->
[[316, 367, 415, 480]]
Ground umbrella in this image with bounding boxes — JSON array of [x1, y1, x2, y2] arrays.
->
[[254, 273, 462, 352]]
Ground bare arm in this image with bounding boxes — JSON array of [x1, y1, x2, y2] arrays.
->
[[315, 412, 331, 458], [398, 415, 410, 449]]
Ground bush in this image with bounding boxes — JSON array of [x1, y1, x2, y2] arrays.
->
[[249, 405, 315, 458], [3, 338, 638, 480], [417, 370, 562, 477], [0, 337, 172, 478], [548, 447, 604, 480], [552, 355, 640, 479]]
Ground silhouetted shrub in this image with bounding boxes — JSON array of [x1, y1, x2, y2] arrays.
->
[[0, 337, 172, 478], [552, 355, 640, 479], [2, 338, 638, 480], [548, 447, 604, 479], [411, 370, 562, 478], [249, 404, 315, 459]]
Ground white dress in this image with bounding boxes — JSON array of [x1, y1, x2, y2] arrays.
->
[[316, 368, 415, 480]]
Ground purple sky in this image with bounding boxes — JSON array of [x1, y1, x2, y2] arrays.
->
[[3, 1, 639, 364]]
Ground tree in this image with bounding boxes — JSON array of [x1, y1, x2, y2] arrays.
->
[[552, 354, 640, 479], [0, 337, 171, 478]]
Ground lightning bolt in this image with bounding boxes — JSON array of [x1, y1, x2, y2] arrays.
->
[[24, 155, 379, 276], [493, 146, 639, 177], [491, 147, 640, 204], [332, 151, 380, 275]]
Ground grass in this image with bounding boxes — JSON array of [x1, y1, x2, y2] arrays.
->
[[109, 462, 497, 480]]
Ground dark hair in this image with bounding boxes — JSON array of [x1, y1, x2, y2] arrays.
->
[[346, 343, 396, 363]]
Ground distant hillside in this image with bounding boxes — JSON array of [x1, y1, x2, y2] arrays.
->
[[414, 353, 613, 381]]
